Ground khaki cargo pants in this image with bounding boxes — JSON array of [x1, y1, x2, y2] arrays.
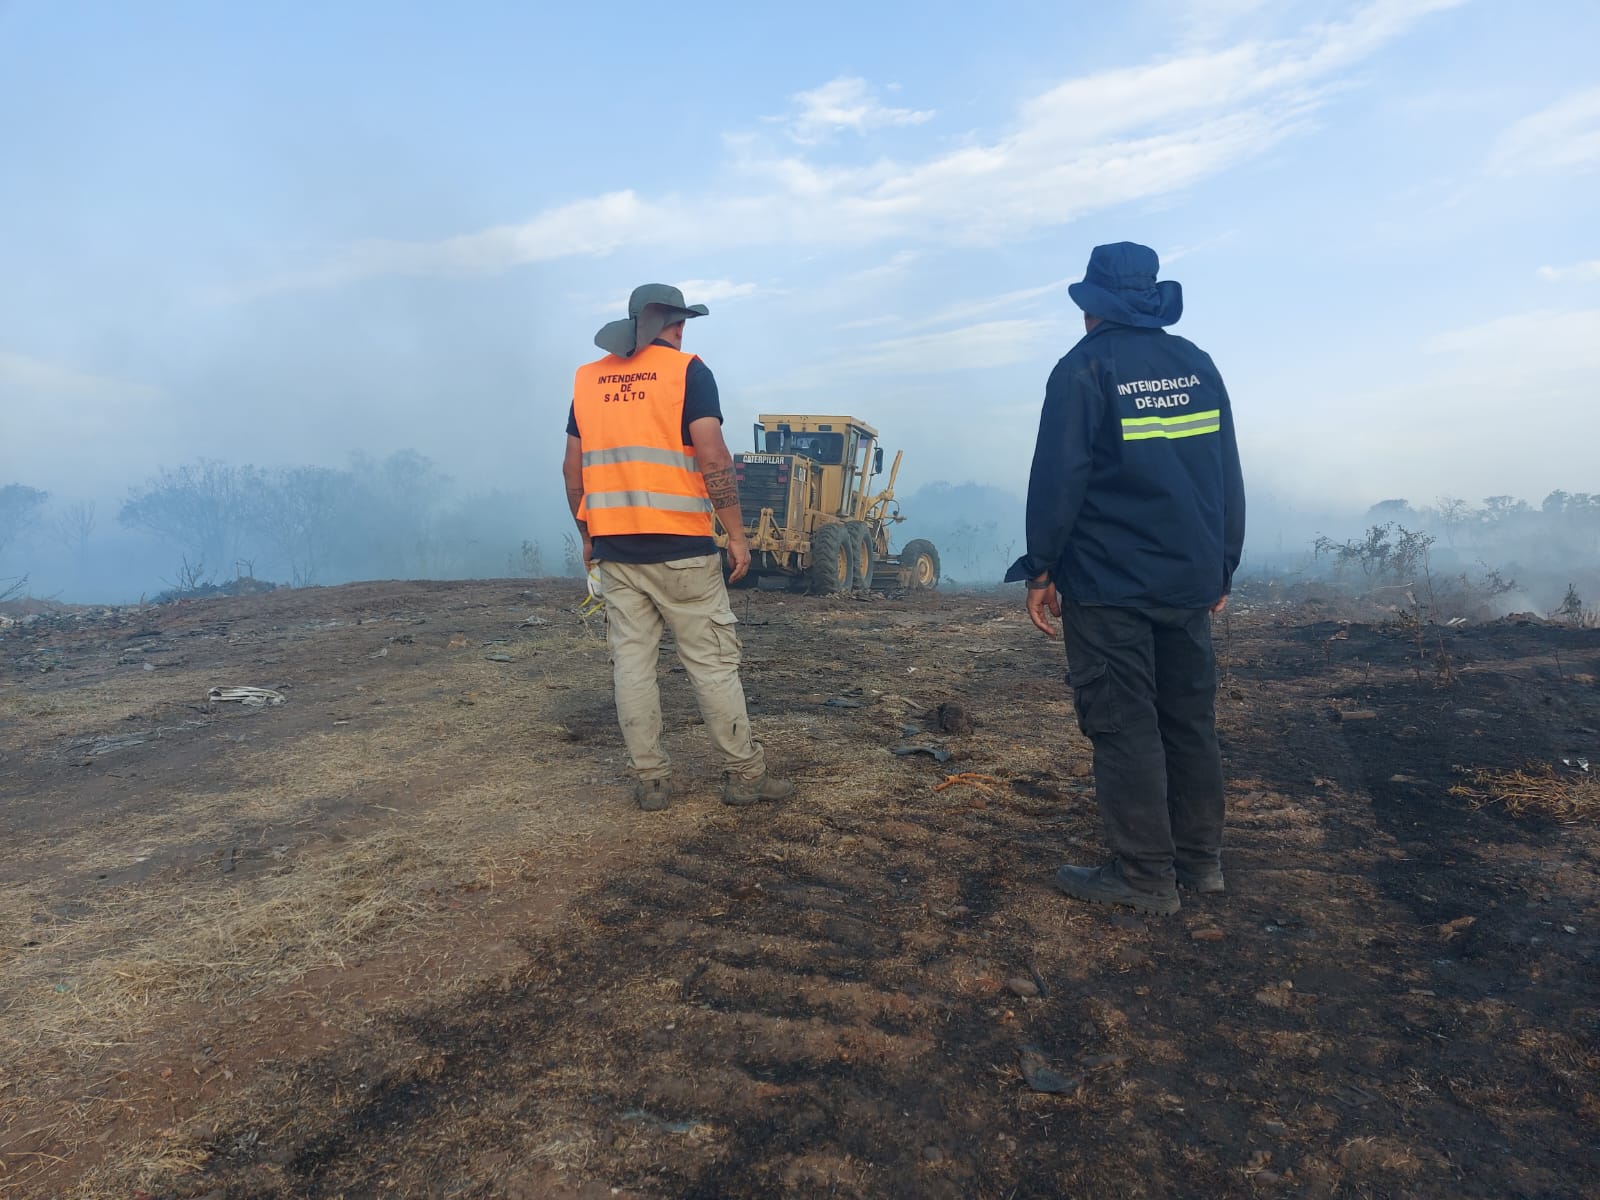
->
[[598, 554, 765, 783]]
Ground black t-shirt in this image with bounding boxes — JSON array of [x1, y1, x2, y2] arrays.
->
[[566, 341, 723, 564]]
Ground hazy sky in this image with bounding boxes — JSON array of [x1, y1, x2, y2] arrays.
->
[[3, 0, 1598, 516]]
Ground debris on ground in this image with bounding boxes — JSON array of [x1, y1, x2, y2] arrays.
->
[[620, 1109, 709, 1135], [1334, 708, 1378, 722], [933, 772, 1001, 795], [206, 686, 286, 707], [1449, 764, 1600, 820], [1016, 1045, 1079, 1094], [925, 700, 975, 734]]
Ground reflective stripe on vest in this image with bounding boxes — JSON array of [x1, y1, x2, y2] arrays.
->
[[1120, 408, 1221, 441], [586, 490, 713, 513], [571, 345, 713, 538], [581, 445, 699, 471]]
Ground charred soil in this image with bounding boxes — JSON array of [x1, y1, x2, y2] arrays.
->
[[1, 581, 1596, 1198]]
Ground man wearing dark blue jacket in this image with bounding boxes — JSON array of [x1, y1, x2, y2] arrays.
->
[[1006, 242, 1245, 917]]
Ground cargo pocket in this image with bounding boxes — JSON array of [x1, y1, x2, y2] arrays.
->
[[1069, 660, 1119, 736], [709, 610, 743, 667], [662, 554, 719, 607]]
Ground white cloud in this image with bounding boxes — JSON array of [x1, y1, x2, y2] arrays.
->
[[780, 77, 934, 145], [902, 279, 1073, 333], [249, 0, 1462, 294], [1179, 0, 1276, 39], [1422, 308, 1600, 360], [1488, 86, 1600, 176], [592, 278, 762, 315], [839, 250, 922, 287], [676, 279, 763, 304], [1537, 260, 1600, 284], [230, 190, 667, 298], [753, 319, 1056, 396], [846, 319, 1055, 373], [1161, 230, 1240, 265]]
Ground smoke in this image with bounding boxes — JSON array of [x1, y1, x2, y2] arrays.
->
[[893, 480, 1025, 588], [0, 452, 579, 605], [4, 449, 1596, 621], [1241, 492, 1600, 618]]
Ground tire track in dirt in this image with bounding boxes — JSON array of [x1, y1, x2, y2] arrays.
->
[[153, 773, 1249, 1198], [16, 595, 1599, 1199], [161, 757, 1458, 1198]]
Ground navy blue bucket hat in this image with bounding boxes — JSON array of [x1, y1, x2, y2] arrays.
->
[[1067, 242, 1182, 328]]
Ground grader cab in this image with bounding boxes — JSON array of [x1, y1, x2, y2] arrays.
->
[[714, 414, 940, 593]]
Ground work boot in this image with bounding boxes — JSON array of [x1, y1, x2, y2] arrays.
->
[[633, 778, 673, 812], [723, 773, 794, 807], [1175, 863, 1226, 894], [1054, 863, 1180, 917]]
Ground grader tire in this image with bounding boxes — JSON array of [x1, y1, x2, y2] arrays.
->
[[809, 524, 854, 594], [844, 522, 875, 590], [901, 539, 940, 591]]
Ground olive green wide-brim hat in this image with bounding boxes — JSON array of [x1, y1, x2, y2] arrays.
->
[[593, 283, 710, 358]]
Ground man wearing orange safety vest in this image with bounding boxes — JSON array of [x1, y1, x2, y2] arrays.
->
[[563, 284, 793, 812]]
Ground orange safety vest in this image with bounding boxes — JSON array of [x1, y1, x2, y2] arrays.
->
[[571, 344, 714, 538]]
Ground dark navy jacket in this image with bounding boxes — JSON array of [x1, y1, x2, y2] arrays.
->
[[1005, 322, 1244, 609]]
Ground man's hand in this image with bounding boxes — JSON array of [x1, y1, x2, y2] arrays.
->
[[724, 535, 751, 583], [581, 534, 594, 572], [690, 417, 753, 573], [1211, 594, 1228, 614], [1026, 578, 1062, 637]]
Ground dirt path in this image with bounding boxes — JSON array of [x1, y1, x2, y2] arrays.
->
[[2, 583, 1596, 1198]]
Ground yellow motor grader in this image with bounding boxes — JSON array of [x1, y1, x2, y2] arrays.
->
[[714, 414, 940, 593]]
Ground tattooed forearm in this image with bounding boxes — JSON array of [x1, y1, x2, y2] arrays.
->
[[702, 462, 740, 511]]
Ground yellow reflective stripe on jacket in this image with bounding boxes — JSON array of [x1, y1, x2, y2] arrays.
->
[[1121, 408, 1221, 441]]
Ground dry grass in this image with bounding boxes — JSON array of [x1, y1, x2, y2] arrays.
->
[[1449, 765, 1600, 822], [0, 585, 695, 1191], [0, 778, 615, 1197], [7, 832, 416, 1068], [3, 626, 614, 995], [0, 673, 206, 745], [2, 781, 607, 1057]]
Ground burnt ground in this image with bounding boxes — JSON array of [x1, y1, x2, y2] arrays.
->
[[1, 581, 1597, 1199]]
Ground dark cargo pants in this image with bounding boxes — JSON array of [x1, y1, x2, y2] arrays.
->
[[1061, 600, 1226, 894]]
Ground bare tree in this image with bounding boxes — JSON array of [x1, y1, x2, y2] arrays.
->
[[120, 460, 254, 568], [51, 499, 97, 559], [0, 483, 49, 563], [1435, 496, 1471, 547], [342, 451, 453, 578], [250, 467, 346, 586]]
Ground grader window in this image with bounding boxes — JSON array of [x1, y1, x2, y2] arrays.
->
[[764, 430, 845, 463]]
